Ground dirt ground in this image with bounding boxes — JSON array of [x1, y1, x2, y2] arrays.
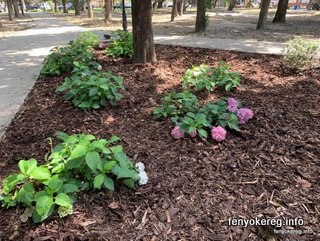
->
[[0, 45, 319, 240], [0, 13, 35, 35], [60, 9, 320, 42]]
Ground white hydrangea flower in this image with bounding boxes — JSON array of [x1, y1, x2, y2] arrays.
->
[[135, 162, 145, 172], [97, 64, 102, 71], [135, 162, 148, 185]]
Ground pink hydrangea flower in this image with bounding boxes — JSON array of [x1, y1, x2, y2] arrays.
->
[[227, 98, 238, 112], [189, 131, 197, 138], [171, 126, 185, 139], [98, 42, 106, 49], [237, 108, 254, 124], [211, 126, 227, 142]]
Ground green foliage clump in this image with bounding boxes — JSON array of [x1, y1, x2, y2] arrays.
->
[[0, 133, 139, 223], [182, 62, 241, 92], [106, 30, 133, 57], [56, 62, 125, 109], [152, 91, 199, 119], [284, 37, 320, 70], [40, 31, 100, 76], [154, 91, 240, 138]]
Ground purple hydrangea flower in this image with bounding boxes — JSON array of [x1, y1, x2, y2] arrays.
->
[[171, 126, 185, 139], [227, 98, 238, 112], [211, 126, 227, 142], [189, 131, 197, 138], [237, 108, 254, 124]]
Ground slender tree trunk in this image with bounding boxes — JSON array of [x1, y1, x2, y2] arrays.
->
[[212, 0, 218, 8], [121, 0, 127, 31], [62, 0, 68, 13], [74, 0, 81, 15], [256, 0, 271, 29], [177, 0, 183, 15], [104, 0, 112, 23], [7, 0, 15, 21], [0, 17, 2, 27], [272, 0, 288, 23], [54, 0, 58, 12], [171, 0, 178, 21], [81, 0, 85, 11], [132, 0, 156, 63], [18, 0, 24, 15], [152, 0, 159, 13], [86, 0, 93, 17], [195, 0, 206, 32], [12, 0, 20, 17], [244, 0, 251, 8], [183, 0, 187, 13], [228, 0, 236, 10]]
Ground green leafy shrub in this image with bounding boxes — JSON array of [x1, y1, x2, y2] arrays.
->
[[0, 133, 140, 223], [152, 90, 199, 119], [182, 62, 241, 92], [284, 37, 320, 70], [56, 66, 125, 109], [40, 32, 100, 76], [106, 30, 133, 57]]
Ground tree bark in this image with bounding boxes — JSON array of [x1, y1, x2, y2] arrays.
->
[[54, 0, 58, 12], [228, 0, 236, 11], [0, 17, 2, 27], [177, 0, 183, 15], [12, 0, 20, 17], [74, 0, 81, 15], [7, 0, 15, 21], [121, 0, 127, 31], [104, 0, 112, 23], [244, 0, 251, 8], [62, 0, 68, 13], [256, 0, 271, 29], [19, 0, 25, 15], [86, 0, 93, 18], [171, 0, 178, 21], [132, 0, 156, 63], [195, 0, 206, 32], [272, 0, 288, 23]]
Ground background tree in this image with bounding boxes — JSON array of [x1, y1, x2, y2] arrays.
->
[[171, 0, 177, 21], [62, 0, 68, 13], [86, 0, 93, 18], [244, 0, 251, 8], [74, 0, 81, 15], [18, 0, 25, 15], [256, 0, 271, 29], [228, 0, 236, 11], [122, 0, 127, 31], [132, 0, 156, 63], [54, 0, 58, 12], [104, 0, 112, 24], [7, 0, 15, 21], [195, 0, 206, 32], [12, 0, 20, 17], [272, 0, 289, 23]]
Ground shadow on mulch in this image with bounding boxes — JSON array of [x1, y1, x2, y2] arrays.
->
[[0, 45, 319, 241]]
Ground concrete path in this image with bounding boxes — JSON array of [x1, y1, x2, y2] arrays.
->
[[0, 12, 284, 139]]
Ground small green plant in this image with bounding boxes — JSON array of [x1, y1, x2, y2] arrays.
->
[[284, 37, 320, 70], [153, 91, 199, 119], [0, 133, 140, 223], [106, 30, 133, 57], [40, 32, 100, 76], [56, 67, 125, 109], [182, 62, 241, 92]]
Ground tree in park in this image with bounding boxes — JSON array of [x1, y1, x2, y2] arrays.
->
[[122, 0, 128, 31], [7, 0, 15, 21], [74, 0, 81, 15], [195, 0, 207, 32], [256, 0, 271, 29], [104, 0, 112, 24], [12, 0, 20, 17], [86, 0, 93, 18], [171, 0, 184, 22], [272, 0, 289, 23], [132, 0, 156, 63], [19, 0, 25, 16], [62, 0, 68, 13], [228, 0, 236, 11]]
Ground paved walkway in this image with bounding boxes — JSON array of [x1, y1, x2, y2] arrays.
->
[[0, 13, 284, 139]]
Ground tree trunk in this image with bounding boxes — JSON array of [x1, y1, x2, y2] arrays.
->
[[183, 0, 187, 13], [86, 0, 93, 18], [228, 0, 236, 10], [7, 0, 15, 21], [19, 0, 25, 15], [272, 0, 288, 23], [12, 0, 20, 17], [152, 0, 159, 13], [132, 0, 156, 63], [195, 0, 206, 32], [104, 0, 112, 23], [121, 0, 127, 31], [244, 0, 251, 8], [177, 0, 183, 15], [0, 17, 2, 27], [212, 0, 218, 8], [54, 0, 58, 12], [62, 0, 68, 13], [171, 0, 178, 21], [256, 0, 271, 29], [74, 0, 81, 15]]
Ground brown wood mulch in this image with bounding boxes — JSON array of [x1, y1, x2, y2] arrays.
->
[[0, 45, 319, 241]]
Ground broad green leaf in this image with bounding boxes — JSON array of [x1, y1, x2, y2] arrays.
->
[[52, 163, 65, 173], [93, 174, 105, 189], [85, 151, 100, 172], [55, 193, 72, 207], [2, 174, 27, 195], [69, 145, 88, 160], [18, 159, 37, 176], [114, 152, 131, 168], [103, 176, 115, 191], [35, 194, 54, 217], [198, 129, 208, 139], [48, 179, 63, 193], [103, 161, 117, 172], [60, 184, 78, 193], [122, 178, 135, 189], [30, 167, 51, 180], [16, 182, 35, 206]]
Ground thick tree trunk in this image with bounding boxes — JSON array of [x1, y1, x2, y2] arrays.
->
[[121, 0, 127, 31], [272, 0, 288, 23], [104, 0, 112, 23], [132, 0, 156, 63], [19, 0, 25, 15], [86, 0, 93, 18], [74, 0, 81, 15], [62, 0, 68, 13], [81, 0, 85, 11], [228, 0, 236, 11], [7, 0, 15, 21], [256, 0, 271, 29], [12, 0, 20, 17], [171, 0, 178, 21], [195, 0, 206, 32]]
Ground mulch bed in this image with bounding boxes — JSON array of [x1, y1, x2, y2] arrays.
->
[[0, 45, 319, 241]]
